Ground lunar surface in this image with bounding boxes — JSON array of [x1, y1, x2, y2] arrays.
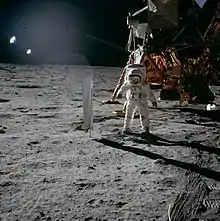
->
[[0, 64, 220, 221]]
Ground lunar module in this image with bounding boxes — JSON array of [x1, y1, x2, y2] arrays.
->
[[110, 0, 220, 109]]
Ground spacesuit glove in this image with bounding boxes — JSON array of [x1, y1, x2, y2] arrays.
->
[[152, 102, 157, 108]]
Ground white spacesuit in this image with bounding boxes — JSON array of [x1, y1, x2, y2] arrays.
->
[[116, 68, 157, 134]]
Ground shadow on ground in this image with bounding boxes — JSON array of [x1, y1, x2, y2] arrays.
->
[[126, 133, 220, 156], [94, 134, 220, 182]]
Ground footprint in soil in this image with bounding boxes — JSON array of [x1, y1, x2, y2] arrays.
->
[[156, 177, 177, 187], [115, 201, 128, 208], [87, 199, 96, 205], [154, 159, 167, 165], [27, 141, 40, 146], [34, 211, 51, 221], [74, 182, 96, 190]]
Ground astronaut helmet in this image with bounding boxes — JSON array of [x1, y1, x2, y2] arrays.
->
[[127, 68, 145, 85], [126, 64, 146, 81]]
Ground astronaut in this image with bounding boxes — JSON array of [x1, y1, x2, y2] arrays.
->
[[115, 68, 157, 135]]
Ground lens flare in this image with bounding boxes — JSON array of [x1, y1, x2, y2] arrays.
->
[[26, 49, 32, 54], [9, 36, 16, 44]]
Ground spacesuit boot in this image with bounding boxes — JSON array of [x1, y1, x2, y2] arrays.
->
[[141, 127, 150, 137]]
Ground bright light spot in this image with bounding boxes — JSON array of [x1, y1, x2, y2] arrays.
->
[[9, 36, 16, 44], [206, 104, 216, 111], [26, 49, 32, 55]]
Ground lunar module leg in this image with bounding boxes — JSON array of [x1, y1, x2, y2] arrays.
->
[[203, 11, 220, 85], [103, 68, 126, 106], [111, 68, 127, 117], [176, 10, 219, 104], [160, 73, 180, 101]]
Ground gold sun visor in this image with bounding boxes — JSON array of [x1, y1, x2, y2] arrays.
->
[[125, 64, 146, 82]]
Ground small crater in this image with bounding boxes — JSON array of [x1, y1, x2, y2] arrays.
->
[[0, 180, 14, 187], [36, 114, 58, 119], [0, 129, 6, 134], [27, 141, 40, 146], [39, 106, 60, 110], [0, 98, 10, 103], [115, 201, 128, 208], [74, 182, 96, 189], [16, 85, 43, 89]]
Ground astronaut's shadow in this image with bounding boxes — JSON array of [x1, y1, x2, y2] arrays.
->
[[128, 132, 220, 156], [94, 137, 220, 182], [126, 132, 173, 145]]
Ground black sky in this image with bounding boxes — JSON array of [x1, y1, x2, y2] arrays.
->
[[0, 0, 218, 66]]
